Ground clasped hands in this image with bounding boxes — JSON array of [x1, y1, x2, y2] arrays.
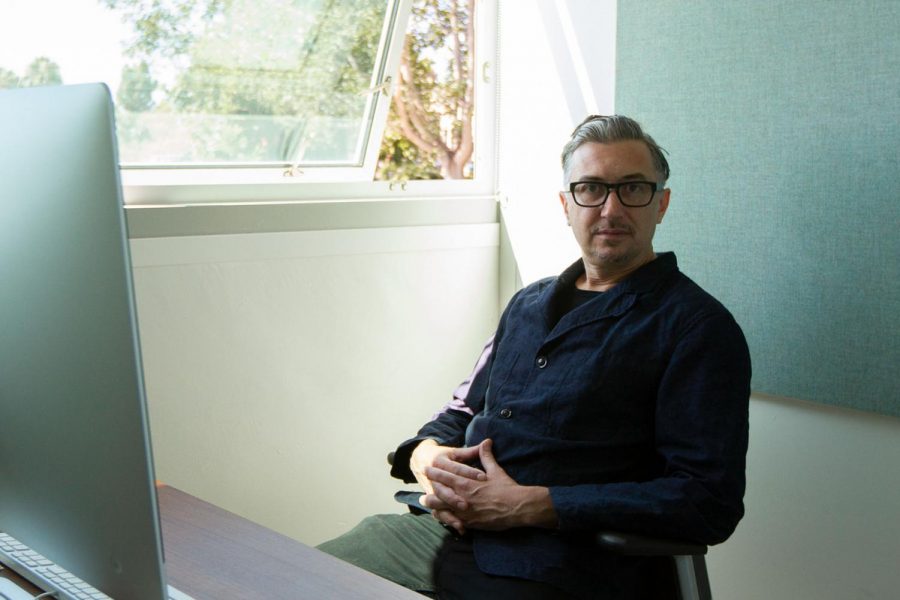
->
[[409, 438, 557, 535]]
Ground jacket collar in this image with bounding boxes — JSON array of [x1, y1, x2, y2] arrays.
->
[[556, 251, 678, 296], [540, 252, 680, 335]]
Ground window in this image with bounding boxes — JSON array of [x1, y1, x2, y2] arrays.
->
[[0, 0, 408, 182], [376, 0, 478, 182], [1, 0, 495, 203], [112, 0, 402, 171]]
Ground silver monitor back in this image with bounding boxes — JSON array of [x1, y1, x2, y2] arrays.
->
[[0, 83, 167, 599]]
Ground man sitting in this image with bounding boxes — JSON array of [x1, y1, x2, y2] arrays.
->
[[319, 115, 751, 600]]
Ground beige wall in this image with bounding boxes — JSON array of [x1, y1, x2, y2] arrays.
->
[[711, 395, 900, 600], [131, 220, 500, 545]]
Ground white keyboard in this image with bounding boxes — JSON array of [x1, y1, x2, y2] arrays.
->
[[0, 532, 193, 600]]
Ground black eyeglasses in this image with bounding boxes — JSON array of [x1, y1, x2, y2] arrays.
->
[[567, 180, 663, 207]]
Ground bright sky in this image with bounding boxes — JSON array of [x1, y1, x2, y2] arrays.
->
[[0, 0, 128, 90]]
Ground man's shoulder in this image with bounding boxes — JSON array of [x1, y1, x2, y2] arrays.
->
[[508, 274, 558, 302], [666, 269, 728, 309], [660, 269, 745, 337]]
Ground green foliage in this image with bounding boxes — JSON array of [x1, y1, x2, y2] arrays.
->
[[100, 0, 227, 62], [169, 0, 383, 116], [0, 68, 19, 89], [0, 56, 62, 89], [378, 127, 442, 181], [21, 57, 63, 87], [117, 61, 157, 112], [375, 0, 475, 180], [0, 57, 64, 89]]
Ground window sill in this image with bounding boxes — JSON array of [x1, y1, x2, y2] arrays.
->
[[124, 193, 499, 239]]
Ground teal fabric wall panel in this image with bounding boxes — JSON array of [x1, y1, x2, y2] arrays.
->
[[616, 1, 900, 417]]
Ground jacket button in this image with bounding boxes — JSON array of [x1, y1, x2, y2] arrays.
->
[[536, 355, 548, 368], [499, 408, 513, 419]]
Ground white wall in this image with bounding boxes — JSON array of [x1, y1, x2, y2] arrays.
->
[[130, 218, 500, 545], [711, 395, 900, 600], [495, 0, 581, 283], [496, 0, 617, 284]]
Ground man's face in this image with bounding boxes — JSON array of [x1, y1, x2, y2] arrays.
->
[[559, 140, 670, 276]]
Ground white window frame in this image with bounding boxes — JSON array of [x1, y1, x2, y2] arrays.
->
[[123, 0, 498, 209]]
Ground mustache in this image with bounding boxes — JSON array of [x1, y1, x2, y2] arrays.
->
[[590, 220, 633, 234]]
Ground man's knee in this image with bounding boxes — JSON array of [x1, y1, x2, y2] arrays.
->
[[317, 514, 397, 561], [317, 512, 448, 593]]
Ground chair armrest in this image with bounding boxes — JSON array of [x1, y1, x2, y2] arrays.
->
[[596, 531, 708, 556]]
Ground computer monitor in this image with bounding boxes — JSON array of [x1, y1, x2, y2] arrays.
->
[[0, 83, 168, 599]]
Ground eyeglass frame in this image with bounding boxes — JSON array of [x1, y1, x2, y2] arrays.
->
[[565, 180, 665, 208]]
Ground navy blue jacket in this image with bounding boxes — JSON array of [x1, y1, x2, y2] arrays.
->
[[391, 253, 751, 598]]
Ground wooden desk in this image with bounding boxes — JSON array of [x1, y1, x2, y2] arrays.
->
[[158, 485, 423, 599], [2, 487, 421, 599]]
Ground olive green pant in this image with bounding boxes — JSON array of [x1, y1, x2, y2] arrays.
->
[[317, 512, 450, 595]]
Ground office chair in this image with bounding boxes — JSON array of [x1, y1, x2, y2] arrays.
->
[[595, 530, 711, 600], [387, 452, 712, 600]]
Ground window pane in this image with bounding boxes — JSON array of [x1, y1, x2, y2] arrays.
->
[[1, 0, 397, 168], [376, 0, 476, 181]]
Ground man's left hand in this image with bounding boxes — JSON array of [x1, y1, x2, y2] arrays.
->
[[422, 438, 558, 534]]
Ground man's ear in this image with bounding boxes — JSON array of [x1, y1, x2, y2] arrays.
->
[[656, 188, 671, 224], [559, 192, 571, 226]]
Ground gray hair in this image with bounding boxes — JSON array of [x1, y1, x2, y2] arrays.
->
[[561, 115, 670, 184]]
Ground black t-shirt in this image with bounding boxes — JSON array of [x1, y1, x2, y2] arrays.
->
[[552, 284, 604, 327]]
